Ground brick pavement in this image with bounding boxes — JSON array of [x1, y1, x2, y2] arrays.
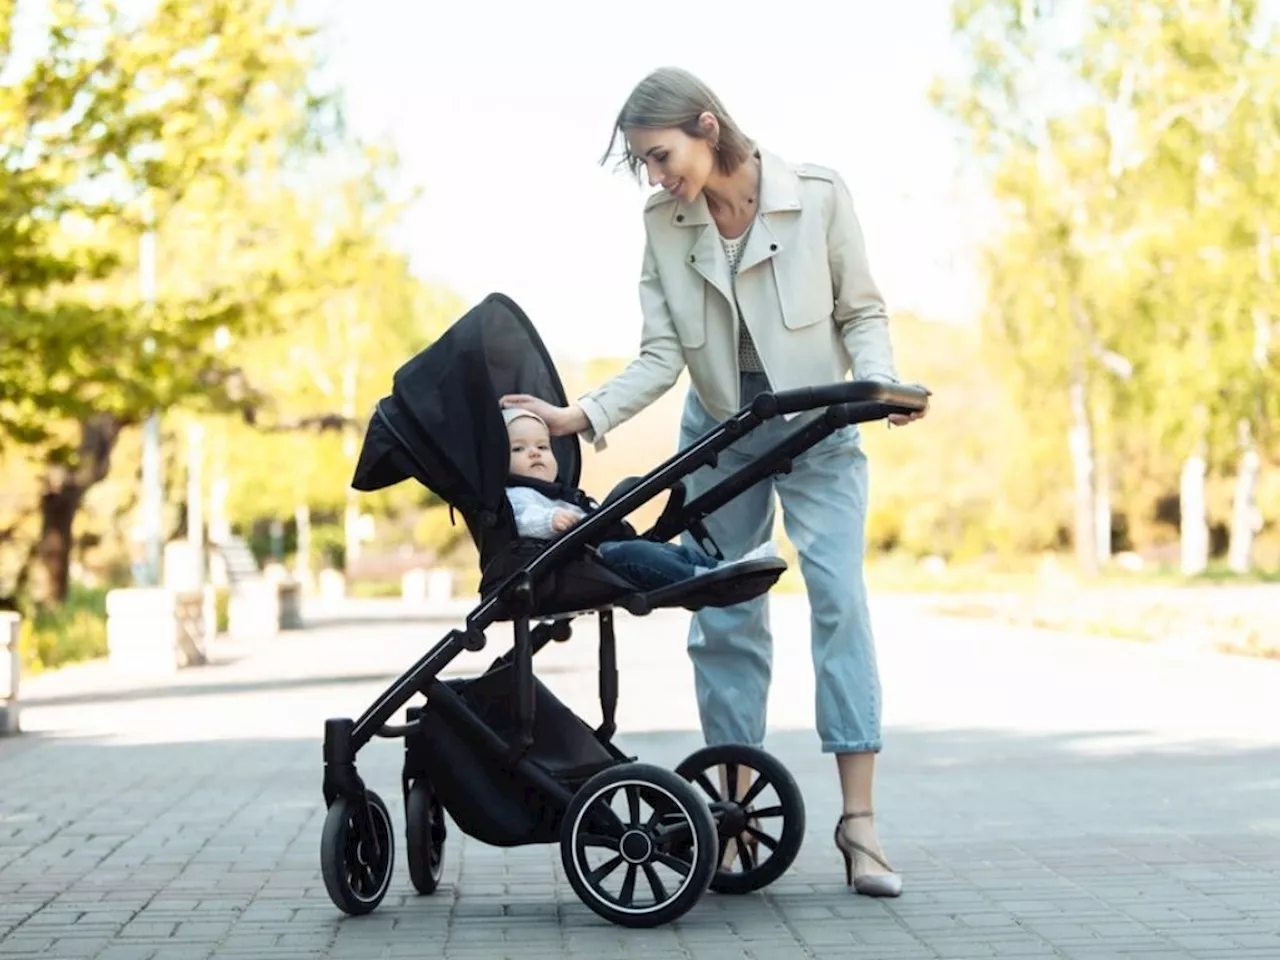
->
[[2, 593, 1278, 959]]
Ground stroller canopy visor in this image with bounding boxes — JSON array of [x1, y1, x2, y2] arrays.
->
[[351, 294, 581, 527]]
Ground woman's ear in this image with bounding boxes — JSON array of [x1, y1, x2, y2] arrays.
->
[[697, 111, 721, 142]]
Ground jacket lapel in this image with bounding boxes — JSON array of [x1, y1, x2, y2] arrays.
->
[[737, 149, 804, 275], [671, 196, 734, 308], [671, 149, 804, 294]]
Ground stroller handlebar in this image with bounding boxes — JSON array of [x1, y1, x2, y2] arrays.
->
[[754, 380, 931, 418]]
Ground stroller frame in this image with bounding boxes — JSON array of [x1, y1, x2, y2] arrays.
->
[[319, 295, 928, 927]]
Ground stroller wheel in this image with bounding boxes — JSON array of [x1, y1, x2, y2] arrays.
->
[[320, 790, 395, 916], [561, 762, 718, 928], [405, 779, 446, 895], [675, 744, 806, 895]]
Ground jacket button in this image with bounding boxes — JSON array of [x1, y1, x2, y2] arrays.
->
[[676, 214, 684, 222], [770, 243, 778, 251], [689, 254, 696, 262]]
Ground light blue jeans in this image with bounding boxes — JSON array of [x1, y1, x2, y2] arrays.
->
[[677, 372, 882, 754]]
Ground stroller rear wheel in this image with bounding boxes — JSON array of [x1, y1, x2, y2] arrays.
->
[[405, 779, 446, 895], [561, 762, 718, 928], [675, 744, 806, 894], [320, 789, 395, 915]]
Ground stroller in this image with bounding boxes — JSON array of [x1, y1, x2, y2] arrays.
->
[[319, 293, 928, 927]]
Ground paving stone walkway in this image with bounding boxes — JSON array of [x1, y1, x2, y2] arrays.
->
[[2, 593, 1278, 959]]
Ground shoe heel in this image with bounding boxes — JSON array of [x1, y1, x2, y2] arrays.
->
[[833, 824, 853, 887]]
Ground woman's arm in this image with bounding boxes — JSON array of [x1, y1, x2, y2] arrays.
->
[[575, 235, 687, 446], [502, 233, 686, 448], [826, 171, 899, 385]]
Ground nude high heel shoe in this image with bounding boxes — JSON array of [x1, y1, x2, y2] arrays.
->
[[834, 812, 903, 897]]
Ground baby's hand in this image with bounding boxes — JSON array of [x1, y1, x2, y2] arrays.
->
[[552, 509, 581, 533]]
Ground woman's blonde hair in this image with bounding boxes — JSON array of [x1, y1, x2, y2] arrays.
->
[[601, 67, 755, 178]]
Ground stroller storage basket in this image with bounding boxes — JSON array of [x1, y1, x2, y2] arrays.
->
[[404, 661, 624, 849]]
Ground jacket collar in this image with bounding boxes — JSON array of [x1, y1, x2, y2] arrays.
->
[[673, 147, 801, 305], [666, 147, 802, 228]]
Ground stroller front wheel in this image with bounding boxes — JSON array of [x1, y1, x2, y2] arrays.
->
[[320, 789, 395, 916], [561, 762, 718, 928], [405, 779, 447, 895]]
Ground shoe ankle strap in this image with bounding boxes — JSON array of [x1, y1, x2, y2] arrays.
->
[[838, 811, 875, 824]]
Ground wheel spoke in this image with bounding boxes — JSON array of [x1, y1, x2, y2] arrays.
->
[[618, 863, 638, 906], [653, 819, 693, 846], [588, 854, 624, 884], [735, 836, 756, 871], [578, 831, 620, 851], [641, 861, 668, 902], [626, 785, 641, 825], [741, 774, 770, 808], [746, 825, 779, 852], [693, 771, 721, 802], [751, 804, 784, 819], [724, 762, 739, 801], [653, 852, 692, 876]]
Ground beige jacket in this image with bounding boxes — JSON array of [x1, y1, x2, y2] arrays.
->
[[577, 147, 899, 447]]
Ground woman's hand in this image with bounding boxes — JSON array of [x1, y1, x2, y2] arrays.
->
[[500, 395, 589, 436], [887, 385, 930, 427]]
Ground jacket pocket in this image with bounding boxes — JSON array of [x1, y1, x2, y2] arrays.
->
[[666, 286, 707, 348], [775, 245, 833, 331]]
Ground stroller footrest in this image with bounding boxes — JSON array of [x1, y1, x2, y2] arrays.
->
[[640, 557, 787, 612]]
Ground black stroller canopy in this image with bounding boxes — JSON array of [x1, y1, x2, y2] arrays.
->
[[352, 293, 580, 525]]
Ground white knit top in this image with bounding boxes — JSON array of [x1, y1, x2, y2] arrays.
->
[[721, 227, 765, 373]]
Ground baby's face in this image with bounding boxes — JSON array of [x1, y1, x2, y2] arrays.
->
[[508, 416, 558, 481]]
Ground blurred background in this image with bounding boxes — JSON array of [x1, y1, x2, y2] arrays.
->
[[2, 0, 1277, 676]]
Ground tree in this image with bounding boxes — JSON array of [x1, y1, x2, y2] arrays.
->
[[0, 0, 338, 605], [933, 0, 1279, 574]]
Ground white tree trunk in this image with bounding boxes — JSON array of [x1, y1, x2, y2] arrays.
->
[[1095, 446, 1112, 565], [341, 354, 361, 568], [1227, 420, 1260, 574], [1068, 376, 1099, 576], [1227, 225, 1272, 573], [1180, 437, 1209, 576], [294, 503, 312, 587]]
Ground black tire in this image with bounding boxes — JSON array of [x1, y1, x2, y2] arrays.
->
[[561, 762, 718, 928], [321, 790, 395, 916], [405, 779, 446, 895], [675, 744, 805, 895]]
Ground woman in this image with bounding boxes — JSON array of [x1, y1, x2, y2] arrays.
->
[[501, 66, 926, 896]]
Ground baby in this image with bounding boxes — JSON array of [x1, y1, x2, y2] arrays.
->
[[503, 408, 770, 590]]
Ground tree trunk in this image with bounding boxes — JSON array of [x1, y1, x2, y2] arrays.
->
[[1227, 419, 1260, 574], [341, 353, 361, 569], [31, 414, 124, 607], [1227, 225, 1272, 574], [295, 502, 312, 588], [1180, 433, 1209, 577], [1094, 447, 1113, 565], [1067, 375, 1099, 576]]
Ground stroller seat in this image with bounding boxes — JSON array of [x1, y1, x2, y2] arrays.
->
[[353, 291, 790, 622]]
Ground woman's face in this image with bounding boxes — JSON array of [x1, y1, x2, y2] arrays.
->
[[626, 122, 717, 204]]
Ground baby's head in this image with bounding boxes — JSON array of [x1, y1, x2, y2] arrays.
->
[[504, 408, 558, 481]]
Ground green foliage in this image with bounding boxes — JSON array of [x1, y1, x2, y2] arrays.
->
[[0, 0, 468, 609], [17, 584, 108, 674]]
